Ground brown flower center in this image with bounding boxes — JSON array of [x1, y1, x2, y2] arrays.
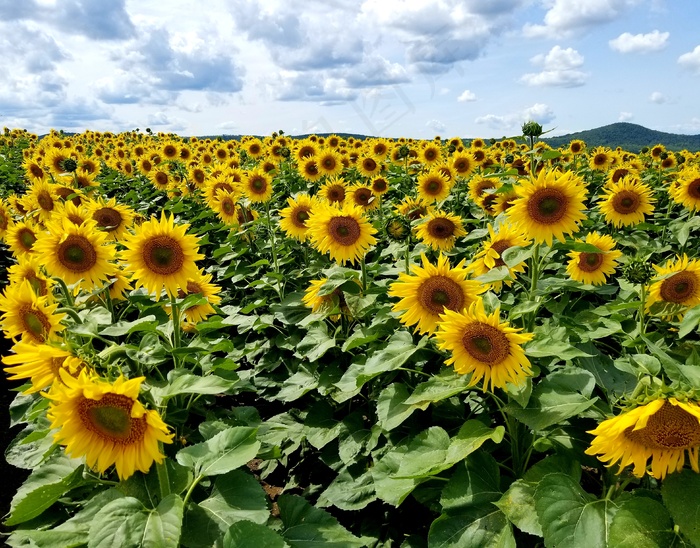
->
[[461, 322, 510, 365], [292, 207, 311, 228], [490, 239, 511, 268], [154, 172, 169, 188], [417, 275, 465, 315], [20, 305, 50, 342], [29, 163, 45, 179], [527, 188, 568, 224], [372, 178, 388, 193], [660, 271, 697, 303], [58, 235, 97, 273], [625, 401, 700, 449], [453, 158, 471, 174], [326, 185, 345, 203], [79, 393, 147, 444], [221, 197, 235, 216], [362, 158, 378, 172], [427, 218, 455, 239], [353, 188, 373, 207], [142, 236, 185, 275], [249, 176, 268, 194], [423, 177, 444, 196], [18, 227, 37, 251], [578, 251, 604, 272], [37, 191, 54, 211], [611, 190, 640, 214], [328, 216, 361, 246], [611, 168, 629, 183], [93, 208, 123, 231], [688, 178, 700, 200]]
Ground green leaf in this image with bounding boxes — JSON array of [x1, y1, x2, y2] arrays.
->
[[371, 444, 429, 506], [176, 427, 260, 477], [6, 454, 85, 526], [277, 494, 365, 547], [534, 473, 617, 548], [223, 521, 290, 548], [274, 365, 319, 402], [501, 246, 533, 268], [99, 315, 159, 336], [506, 369, 599, 431], [440, 451, 501, 513], [295, 326, 336, 362], [376, 383, 417, 431], [608, 496, 674, 548], [661, 469, 700, 546], [427, 508, 516, 548], [318, 467, 377, 511], [341, 326, 380, 352], [404, 369, 472, 410], [304, 401, 343, 449], [679, 305, 700, 339], [87, 494, 183, 548], [149, 373, 238, 403]]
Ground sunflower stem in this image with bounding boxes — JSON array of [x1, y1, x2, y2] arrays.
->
[[638, 283, 648, 340], [55, 277, 74, 307], [170, 294, 182, 367], [183, 474, 203, 508], [264, 201, 282, 298], [103, 284, 115, 323], [57, 306, 83, 325], [156, 448, 171, 500], [361, 256, 368, 293], [526, 244, 541, 331], [404, 241, 411, 274]]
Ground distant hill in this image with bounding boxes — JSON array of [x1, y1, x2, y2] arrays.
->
[[542, 123, 700, 152]]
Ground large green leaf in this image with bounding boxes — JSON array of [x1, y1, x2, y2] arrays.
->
[[295, 326, 337, 362], [223, 520, 290, 548], [428, 508, 516, 548], [277, 494, 366, 547], [403, 369, 473, 410], [6, 453, 86, 526], [318, 467, 377, 511], [440, 452, 501, 513], [99, 315, 159, 336], [608, 496, 674, 548], [661, 469, 700, 546], [149, 372, 238, 403], [273, 365, 319, 402], [88, 494, 183, 548], [534, 473, 617, 548], [376, 383, 417, 431], [176, 427, 260, 477]]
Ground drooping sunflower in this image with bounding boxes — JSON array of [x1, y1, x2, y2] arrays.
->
[[396, 197, 433, 221], [34, 219, 117, 292], [318, 177, 347, 205], [279, 194, 318, 241], [0, 280, 66, 343], [85, 197, 135, 241], [388, 252, 485, 335], [435, 299, 534, 391], [466, 223, 532, 292], [417, 169, 452, 203], [172, 269, 222, 324], [468, 175, 499, 204], [121, 213, 203, 299], [669, 167, 700, 212], [5, 219, 41, 258], [7, 256, 54, 297], [306, 203, 377, 265], [46, 369, 173, 481], [566, 232, 623, 286], [415, 211, 467, 251], [585, 397, 700, 479], [302, 277, 347, 321], [243, 169, 274, 202], [646, 255, 700, 317], [598, 176, 655, 228], [3, 340, 84, 394], [506, 170, 587, 246]]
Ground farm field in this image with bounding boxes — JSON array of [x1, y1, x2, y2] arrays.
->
[[0, 126, 700, 547]]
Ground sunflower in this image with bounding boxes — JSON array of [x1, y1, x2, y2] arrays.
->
[[23, 157, 47, 183], [585, 397, 700, 479], [598, 176, 655, 228], [5, 219, 41, 258], [107, 268, 134, 301], [468, 175, 499, 204], [466, 223, 531, 292], [35, 219, 117, 292], [243, 169, 274, 202], [203, 172, 241, 207], [646, 255, 700, 317], [396, 197, 432, 220], [417, 169, 452, 203], [415, 211, 467, 251], [28, 180, 59, 221], [369, 138, 390, 160], [569, 140, 586, 155], [348, 184, 379, 211], [589, 147, 612, 171], [419, 143, 442, 166], [243, 138, 264, 159], [318, 177, 347, 205], [315, 150, 344, 178], [388, 252, 485, 335], [606, 162, 640, 186], [357, 156, 382, 178], [371, 175, 389, 195], [451, 152, 474, 177], [0, 280, 65, 343], [84, 198, 135, 241], [161, 141, 179, 160], [148, 169, 171, 191], [507, 170, 587, 246], [210, 189, 240, 226], [299, 157, 324, 183], [279, 194, 317, 241], [3, 340, 84, 394], [566, 232, 622, 286], [7, 256, 54, 297], [302, 277, 347, 321], [46, 369, 173, 480], [306, 203, 377, 265], [435, 300, 534, 391], [121, 213, 203, 299], [172, 269, 221, 324], [669, 167, 700, 212]]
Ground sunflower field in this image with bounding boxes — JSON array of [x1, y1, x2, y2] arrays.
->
[[0, 126, 700, 547]]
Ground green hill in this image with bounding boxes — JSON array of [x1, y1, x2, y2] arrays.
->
[[542, 122, 700, 152]]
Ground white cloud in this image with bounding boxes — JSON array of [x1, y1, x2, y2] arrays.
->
[[457, 89, 477, 102], [475, 103, 555, 131], [520, 45, 588, 87], [426, 119, 446, 133], [678, 45, 700, 73], [618, 111, 634, 121], [649, 91, 666, 104], [523, 0, 641, 38], [609, 30, 669, 53]]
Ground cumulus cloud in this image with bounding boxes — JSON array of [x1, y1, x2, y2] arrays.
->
[[520, 45, 588, 87], [609, 30, 669, 53], [678, 45, 700, 73], [457, 89, 477, 102], [475, 103, 555, 130], [426, 119, 446, 133], [619, 111, 634, 121], [649, 91, 666, 104], [523, 0, 642, 38]]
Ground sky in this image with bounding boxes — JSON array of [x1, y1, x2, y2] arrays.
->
[[1, 0, 700, 140]]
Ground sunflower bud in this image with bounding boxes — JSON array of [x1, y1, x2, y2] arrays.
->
[[623, 258, 654, 285], [521, 121, 543, 138], [385, 215, 411, 242], [61, 158, 78, 173]]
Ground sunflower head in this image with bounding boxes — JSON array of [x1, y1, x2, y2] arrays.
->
[[306, 203, 378, 265], [415, 211, 467, 251]]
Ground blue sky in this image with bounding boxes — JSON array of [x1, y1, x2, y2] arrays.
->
[[1, 0, 699, 139]]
